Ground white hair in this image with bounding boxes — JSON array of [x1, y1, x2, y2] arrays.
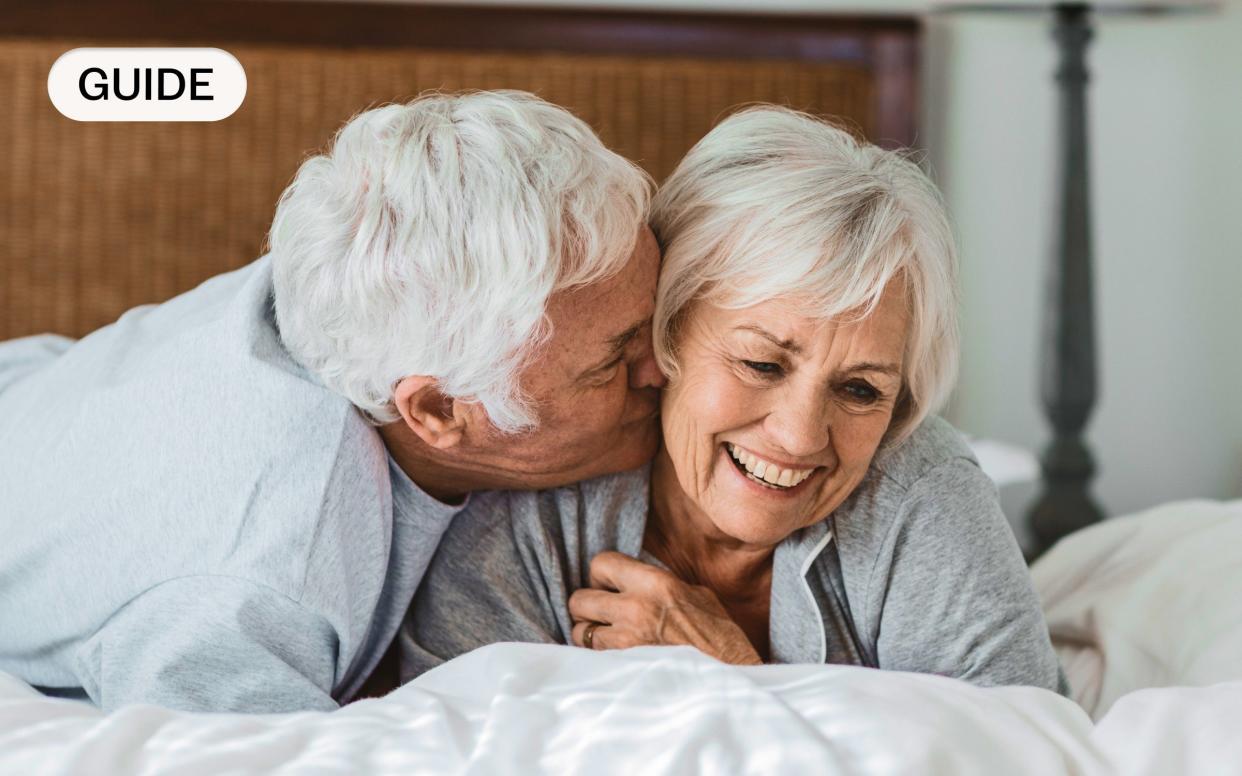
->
[[269, 90, 652, 430], [650, 106, 959, 444]]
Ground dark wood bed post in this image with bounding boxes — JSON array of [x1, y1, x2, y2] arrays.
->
[[1027, 2, 1105, 556]]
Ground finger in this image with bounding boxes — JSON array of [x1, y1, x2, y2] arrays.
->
[[571, 620, 615, 650], [588, 551, 669, 595], [568, 588, 629, 625]]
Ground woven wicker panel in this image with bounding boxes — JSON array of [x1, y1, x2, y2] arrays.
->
[[0, 38, 874, 340]]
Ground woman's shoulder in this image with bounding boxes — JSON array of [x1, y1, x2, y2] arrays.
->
[[832, 416, 1002, 576], [495, 463, 651, 520], [866, 415, 981, 493], [828, 418, 1057, 690], [446, 463, 652, 566], [535, 463, 652, 561], [572, 463, 653, 520]]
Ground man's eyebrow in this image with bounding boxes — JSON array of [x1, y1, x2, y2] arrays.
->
[[580, 318, 646, 376], [733, 325, 801, 355], [606, 320, 645, 355]]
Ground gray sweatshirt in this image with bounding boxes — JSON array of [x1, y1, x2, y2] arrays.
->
[[0, 256, 468, 712], [401, 417, 1067, 694]]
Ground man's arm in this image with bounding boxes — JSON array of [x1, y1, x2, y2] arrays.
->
[[80, 575, 341, 712]]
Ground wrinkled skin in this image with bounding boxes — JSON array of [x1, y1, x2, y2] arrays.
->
[[382, 227, 666, 503], [571, 281, 911, 663]]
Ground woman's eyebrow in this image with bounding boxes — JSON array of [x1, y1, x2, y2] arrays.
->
[[842, 361, 902, 378], [733, 324, 800, 354], [733, 327, 901, 376]]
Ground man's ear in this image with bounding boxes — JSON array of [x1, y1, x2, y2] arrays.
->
[[392, 376, 467, 450]]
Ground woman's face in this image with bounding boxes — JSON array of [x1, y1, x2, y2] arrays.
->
[[659, 281, 910, 547]]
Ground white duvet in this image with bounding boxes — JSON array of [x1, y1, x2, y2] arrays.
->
[[2, 500, 1240, 775]]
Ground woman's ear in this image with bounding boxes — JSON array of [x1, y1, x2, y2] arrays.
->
[[392, 376, 466, 450]]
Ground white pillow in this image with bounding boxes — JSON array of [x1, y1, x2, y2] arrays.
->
[[1033, 499, 1242, 719]]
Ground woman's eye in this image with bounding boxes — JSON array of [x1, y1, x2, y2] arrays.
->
[[742, 360, 783, 377], [841, 380, 879, 403]]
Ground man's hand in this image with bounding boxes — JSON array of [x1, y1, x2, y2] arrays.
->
[[567, 551, 763, 666]]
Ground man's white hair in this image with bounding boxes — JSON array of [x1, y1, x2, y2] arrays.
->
[[650, 106, 959, 444], [269, 91, 652, 430]]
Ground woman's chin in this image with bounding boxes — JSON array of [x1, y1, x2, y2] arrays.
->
[[711, 517, 794, 548]]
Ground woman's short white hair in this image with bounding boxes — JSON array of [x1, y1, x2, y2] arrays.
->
[[270, 90, 652, 430], [651, 106, 959, 444]]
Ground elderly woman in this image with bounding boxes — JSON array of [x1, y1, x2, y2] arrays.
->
[[400, 107, 1065, 692]]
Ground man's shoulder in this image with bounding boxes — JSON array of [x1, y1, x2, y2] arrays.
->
[[0, 259, 399, 699], [0, 248, 394, 605], [124, 399, 389, 595]]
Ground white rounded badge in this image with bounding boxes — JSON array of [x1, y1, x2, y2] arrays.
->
[[48, 48, 247, 122]]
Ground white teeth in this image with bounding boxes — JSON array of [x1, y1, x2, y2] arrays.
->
[[726, 443, 814, 490]]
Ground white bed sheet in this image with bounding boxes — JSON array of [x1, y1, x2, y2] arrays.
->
[[0, 499, 1239, 775], [0, 644, 1102, 775]]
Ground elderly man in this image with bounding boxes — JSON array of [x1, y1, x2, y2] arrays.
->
[[0, 91, 663, 712]]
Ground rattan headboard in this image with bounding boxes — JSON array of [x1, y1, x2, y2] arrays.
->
[[0, 1, 919, 342]]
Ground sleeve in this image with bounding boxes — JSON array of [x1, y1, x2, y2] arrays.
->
[[867, 459, 1067, 693], [397, 496, 568, 683], [77, 575, 342, 713]]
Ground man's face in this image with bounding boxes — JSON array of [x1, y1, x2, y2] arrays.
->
[[458, 227, 665, 489]]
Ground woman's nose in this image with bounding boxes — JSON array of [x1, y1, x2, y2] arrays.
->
[[766, 389, 831, 457]]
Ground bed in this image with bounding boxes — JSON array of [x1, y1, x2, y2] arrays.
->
[[2, 501, 1241, 774], [2, 1, 1239, 773]]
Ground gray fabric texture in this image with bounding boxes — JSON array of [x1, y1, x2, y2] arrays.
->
[[401, 417, 1068, 695], [0, 256, 467, 713]]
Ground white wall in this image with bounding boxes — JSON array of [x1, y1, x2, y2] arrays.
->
[[924, 4, 1242, 518]]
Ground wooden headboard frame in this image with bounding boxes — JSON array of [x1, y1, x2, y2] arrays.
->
[[1, 0, 920, 155], [3, 1, 919, 143], [0, 0, 919, 342]]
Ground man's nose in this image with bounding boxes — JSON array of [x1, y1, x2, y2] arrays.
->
[[629, 348, 667, 390]]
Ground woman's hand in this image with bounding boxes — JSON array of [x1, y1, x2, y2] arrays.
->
[[567, 551, 763, 666]]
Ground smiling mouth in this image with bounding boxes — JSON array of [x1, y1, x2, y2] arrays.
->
[[725, 442, 818, 491]]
